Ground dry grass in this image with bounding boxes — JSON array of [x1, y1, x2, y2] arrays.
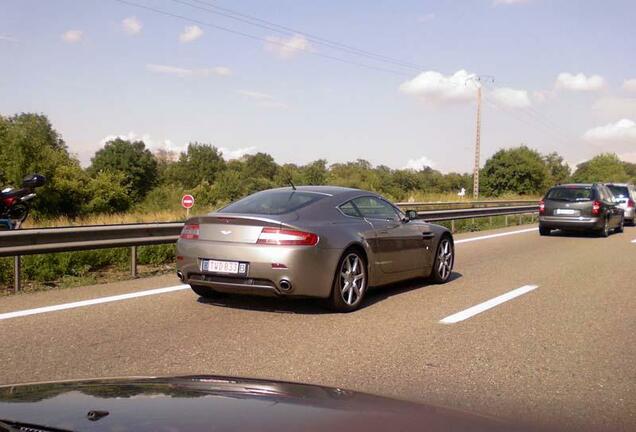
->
[[399, 192, 539, 203], [25, 194, 539, 228], [25, 209, 202, 228]]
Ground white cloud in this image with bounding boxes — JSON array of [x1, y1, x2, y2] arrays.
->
[[264, 34, 310, 59], [404, 156, 435, 171], [583, 119, 636, 144], [0, 35, 18, 43], [592, 96, 636, 119], [62, 30, 83, 44], [237, 90, 274, 101], [146, 64, 232, 78], [555, 72, 606, 92], [493, 0, 530, 4], [399, 69, 478, 104], [417, 13, 436, 22], [100, 131, 185, 154], [623, 78, 636, 93], [237, 90, 287, 109], [179, 25, 203, 43], [490, 87, 531, 108], [618, 152, 636, 163], [122, 16, 142, 35], [219, 146, 256, 160]]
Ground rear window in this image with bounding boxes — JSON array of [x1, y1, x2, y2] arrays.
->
[[219, 190, 325, 215], [606, 185, 629, 199], [546, 187, 595, 201]]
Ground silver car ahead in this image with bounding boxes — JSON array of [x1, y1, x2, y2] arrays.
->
[[176, 186, 455, 312], [605, 183, 636, 225]]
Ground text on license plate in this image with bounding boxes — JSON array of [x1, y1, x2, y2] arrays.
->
[[201, 259, 247, 274], [555, 208, 576, 215]]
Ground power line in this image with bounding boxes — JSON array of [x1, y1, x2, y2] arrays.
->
[[170, 0, 427, 71], [111, 0, 413, 77]]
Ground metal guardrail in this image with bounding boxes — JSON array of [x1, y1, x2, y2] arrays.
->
[[395, 199, 537, 210], [1, 205, 538, 293]]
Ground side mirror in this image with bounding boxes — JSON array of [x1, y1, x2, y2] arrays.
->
[[405, 210, 418, 221]]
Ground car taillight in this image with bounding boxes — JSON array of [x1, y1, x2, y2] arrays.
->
[[2, 197, 16, 207], [257, 228, 318, 246], [628, 199, 635, 208], [539, 200, 545, 215], [180, 223, 200, 240], [591, 201, 601, 216]]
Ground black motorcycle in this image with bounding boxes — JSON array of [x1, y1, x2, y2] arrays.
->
[[0, 174, 46, 230]]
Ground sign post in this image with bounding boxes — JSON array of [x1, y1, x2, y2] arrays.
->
[[181, 194, 195, 218]]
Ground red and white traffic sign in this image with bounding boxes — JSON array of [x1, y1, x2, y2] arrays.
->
[[181, 194, 195, 209]]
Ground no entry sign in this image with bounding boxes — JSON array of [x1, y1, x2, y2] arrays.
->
[[181, 194, 195, 209]]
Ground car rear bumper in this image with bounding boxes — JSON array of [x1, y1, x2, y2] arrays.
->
[[621, 207, 635, 220], [539, 216, 603, 230], [176, 239, 343, 298]]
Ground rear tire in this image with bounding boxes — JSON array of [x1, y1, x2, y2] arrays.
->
[[429, 236, 454, 284], [616, 216, 624, 233], [599, 217, 610, 238], [539, 225, 551, 236], [190, 284, 222, 299], [329, 250, 368, 313]]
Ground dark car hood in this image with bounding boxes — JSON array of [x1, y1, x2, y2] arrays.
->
[[0, 375, 529, 432]]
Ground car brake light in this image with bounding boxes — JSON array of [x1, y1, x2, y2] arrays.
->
[[257, 228, 318, 246], [180, 223, 200, 240], [591, 201, 601, 216], [2, 197, 16, 207], [628, 199, 635, 208], [539, 200, 545, 215]]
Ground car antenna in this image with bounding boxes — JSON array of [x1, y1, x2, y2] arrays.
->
[[288, 178, 296, 190]]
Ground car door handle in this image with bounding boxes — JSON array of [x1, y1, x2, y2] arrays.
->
[[422, 233, 435, 239]]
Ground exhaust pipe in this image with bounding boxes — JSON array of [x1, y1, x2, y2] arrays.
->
[[177, 271, 185, 282], [279, 279, 292, 292]]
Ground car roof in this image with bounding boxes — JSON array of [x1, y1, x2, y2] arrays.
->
[[554, 183, 595, 188], [265, 185, 363, 196], [604, 183, 631, 186]]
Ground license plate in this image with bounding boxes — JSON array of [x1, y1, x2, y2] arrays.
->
[[555, 208, 577, 215], [201, 259, 247, 275]]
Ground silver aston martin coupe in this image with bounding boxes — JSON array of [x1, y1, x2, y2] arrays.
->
[[176, 186, 454, 312]]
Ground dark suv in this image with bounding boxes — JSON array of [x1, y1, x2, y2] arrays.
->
[[539, 183, 624, 237]]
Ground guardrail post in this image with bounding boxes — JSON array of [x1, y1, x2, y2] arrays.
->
[[505, 215, 508, 226], [14, 255, 21, 293], [451, 220, 455, 233], [518, 214, 522, 225], [131, 246, 137, 278]]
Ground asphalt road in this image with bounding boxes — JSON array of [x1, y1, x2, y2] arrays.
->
[[1, 224, 635, 431]]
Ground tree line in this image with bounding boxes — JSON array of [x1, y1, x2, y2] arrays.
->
[[1, 113, 634, 220]]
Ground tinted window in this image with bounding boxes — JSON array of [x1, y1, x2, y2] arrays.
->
[[339, 201, 361, 217], [546, 187, 594, 202], [352, 196, 399, 220], [607, 185, 629, 199], [219, 191, 325, 215]]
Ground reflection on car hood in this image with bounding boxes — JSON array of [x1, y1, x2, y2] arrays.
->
[[0, 375, 530, 432]]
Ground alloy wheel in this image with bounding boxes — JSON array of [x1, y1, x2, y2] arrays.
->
[[339, 253, 366, 306], [437, 238, 453, 281]]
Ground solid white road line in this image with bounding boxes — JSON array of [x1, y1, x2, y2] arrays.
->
[[455, 227, 537, 244], [0, 227, 539, 321], [439, 284, 539, 324], [0, 284, 190, 321]]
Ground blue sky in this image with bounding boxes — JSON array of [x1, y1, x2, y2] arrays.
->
[[1, 0, 635, 172]]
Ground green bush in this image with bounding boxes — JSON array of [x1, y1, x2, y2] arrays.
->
[[138, 244, 175, 265]]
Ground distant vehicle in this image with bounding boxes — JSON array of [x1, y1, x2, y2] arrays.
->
[[604, 183, 635, 226], [538, 183, 624, 237], [176, 186, 454, 312], [0, 173, 46, 230], [0, 375, 530, 432]]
